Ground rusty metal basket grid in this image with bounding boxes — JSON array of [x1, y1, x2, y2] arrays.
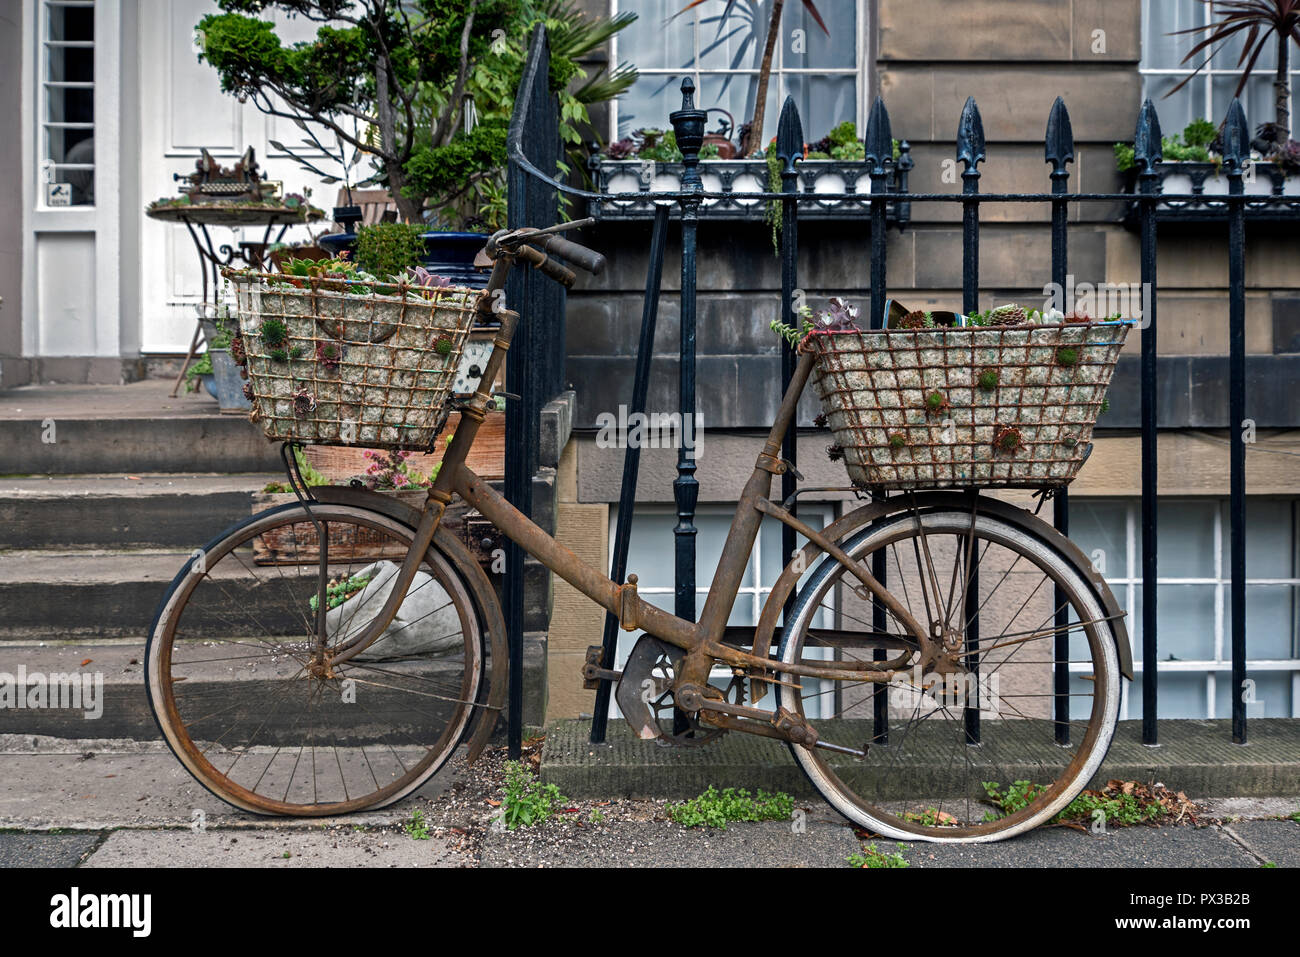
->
[[225, 270, 481, 450], [805, 321, 1133, 490]]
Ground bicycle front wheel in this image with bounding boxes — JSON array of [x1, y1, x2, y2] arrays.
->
[[146, 502, 485, 816], [778, 506, 1121, 842]]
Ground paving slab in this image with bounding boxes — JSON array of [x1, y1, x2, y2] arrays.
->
[[894, 823, 1264, 868], [0, 832, 102, 868], [0, 739, 472, 831], [1223, 820, 1300, 868], [478, 819, 860, 868], [81, 826, 468, 868]]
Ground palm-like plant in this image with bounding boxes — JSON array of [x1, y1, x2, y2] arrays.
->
[[676, 0, 827, 156], [1168, 1, 1300, 138]]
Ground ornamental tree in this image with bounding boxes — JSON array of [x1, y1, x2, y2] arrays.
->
[[198, 0, 635, 228]]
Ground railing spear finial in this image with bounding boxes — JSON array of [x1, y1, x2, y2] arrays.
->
[[864, 95, 893, 173], [1134, 99, 1164, 173], [1222, 98, 1251, 174], [956, 96, 985, 170], [1045, 96, 1074, 171], [776, 95, 804, 169]]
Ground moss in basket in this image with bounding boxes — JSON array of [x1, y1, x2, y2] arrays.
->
[[434, 335, 453, 356], [1055, 346, 1080, 367], [268, 347, 289, 363], [888, 432, 907, 451], [977, 368, 999, 391], [924, 391, 950, 414]]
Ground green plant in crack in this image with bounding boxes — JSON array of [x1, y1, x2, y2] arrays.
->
[[848, 842, 909, 868], [501, 760, 567, 830], [665, 786, 793, 830], [405, 808, 431, 840]]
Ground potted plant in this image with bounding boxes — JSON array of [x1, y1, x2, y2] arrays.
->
[[591, 120, 909, 227], [197, 1, 637, 235], [1113, 1, 1300, 216]]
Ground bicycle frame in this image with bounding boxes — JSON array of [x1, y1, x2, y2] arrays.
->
[[317, 239, 934, 749]]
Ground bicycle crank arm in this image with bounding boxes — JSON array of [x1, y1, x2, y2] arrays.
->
[[679, 686, 821, 749]]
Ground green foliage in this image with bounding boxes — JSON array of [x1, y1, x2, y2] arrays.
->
[[769, 317, 813, 347], [354, 222, 428, 280], [308, 572, 373, 614], [848, 843, 909, 868], [826, 120, 865, 161], [1055, 790, 1167, 827], [981, 780, 1047, 820], [405, 808, 431, 840], [197, 1, 637, 229], [501, 760, 568, 829], [665, 786, 794, 830], [1115, 119, 1219, 171]]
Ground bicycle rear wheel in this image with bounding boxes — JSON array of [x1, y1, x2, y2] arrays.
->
[[778, 506, 1121, 842], [145, 502, 484, 816]]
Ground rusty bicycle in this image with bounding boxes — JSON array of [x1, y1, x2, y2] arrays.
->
[[146, 222, 1130, 842]]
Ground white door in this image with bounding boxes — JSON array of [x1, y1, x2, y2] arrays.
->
[[136, 0, 340, 352]]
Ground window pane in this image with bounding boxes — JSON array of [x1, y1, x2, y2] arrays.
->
[[617, 72, 690, 138], [697, 0, 771, 71], [618, 509, 754, 589], [618, 0, 695, 70], [1158, 584, 1217, 660], [698, 71, 764, 142], [1214, 670, 1292, 719], [1157, 500, 1217, 578], [1234, 585, 1297, 659], [785, 0, 856, 69], [1142, 73, 1205, 136], [1243, 499, 1294, 579], [1142, 0, 1204, 69], [1127, 671, 1207, 718], [758, 508, 826, 582], [1069, 499, 1129, 579], [783, 74, 856, 144]]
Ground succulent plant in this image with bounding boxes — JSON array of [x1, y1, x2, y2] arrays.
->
[[817, 297, 861, 332], [924, 391, 950, 414], [229, 335, 247, 365], [268, 347, 289, 363], [897, 310, 932, 330], [826, 444, 845, 462], [434, 334, 454, 356], [260, 318, 288, 348], [985, 304, 1031, 327], [813, 412, 828, 429], [242, 381, 254, 401], [887, 432, 907, 451], [405, 266, 453, 290], [977, 368, 999, 391], [993, 425, 1023, 454], [1063, 310, 1091, 323], [316, 340, 344, 370], [292, 389, 317, 416]]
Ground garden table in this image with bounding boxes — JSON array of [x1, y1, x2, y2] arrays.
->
[[145, 201, 323, 396]]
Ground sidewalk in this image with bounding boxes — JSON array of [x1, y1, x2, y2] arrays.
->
[[0, 735, 1295, 868]]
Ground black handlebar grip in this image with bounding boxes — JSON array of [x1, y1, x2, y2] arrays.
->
[[536, 235, 606, 276]]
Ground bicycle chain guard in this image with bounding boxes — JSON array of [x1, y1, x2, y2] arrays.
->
[[615, 635, 739, 749]]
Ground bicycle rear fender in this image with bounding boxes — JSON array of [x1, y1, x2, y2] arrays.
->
[[751, 491, 1133, 685], [313, 486, 508, 763]]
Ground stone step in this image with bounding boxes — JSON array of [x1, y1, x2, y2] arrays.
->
[[0, 379, 281, 474], [0, 474, 277, 549]]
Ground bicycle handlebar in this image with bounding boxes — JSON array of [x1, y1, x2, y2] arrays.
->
[[531, 234, 606, 276]]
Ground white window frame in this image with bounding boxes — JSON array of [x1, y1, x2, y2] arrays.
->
[[37, 0, 97, 210], [608, 0, 871, 144], [1074, 497, 1300, 720], [1140, 0, 1299, 130]]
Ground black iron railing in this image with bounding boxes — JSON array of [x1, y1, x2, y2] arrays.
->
[[505, 30, 1294, 748]]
